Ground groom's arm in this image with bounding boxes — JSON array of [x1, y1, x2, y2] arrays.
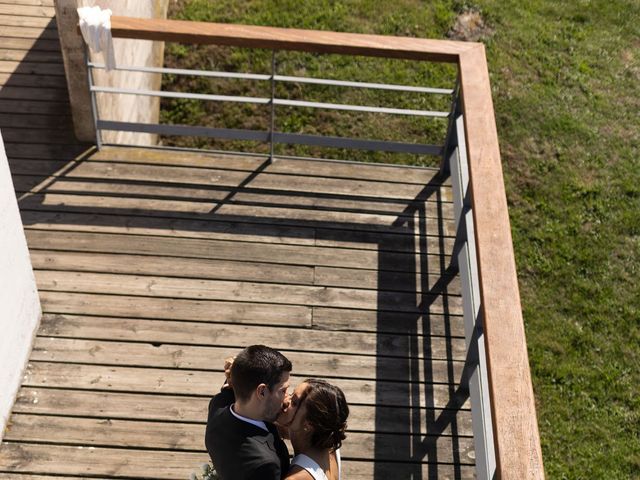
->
[[209, 385, 235, 413]]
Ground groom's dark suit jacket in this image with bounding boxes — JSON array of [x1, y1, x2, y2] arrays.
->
[[205, 388, 290, 480]]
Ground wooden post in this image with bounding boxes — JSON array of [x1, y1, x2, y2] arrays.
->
[[54, 0, 171, 145], [54, 0, 94, 142]]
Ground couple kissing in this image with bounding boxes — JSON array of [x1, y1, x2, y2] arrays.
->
[[205, 345, 349, 480]]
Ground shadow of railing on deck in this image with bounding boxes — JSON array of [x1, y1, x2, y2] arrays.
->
[[17, 144, 471, 478], [1, 18, 91, 197], [375, 182, 468, 479]]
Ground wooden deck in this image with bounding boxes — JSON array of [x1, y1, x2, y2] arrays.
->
[[0, 1, 474, 478]]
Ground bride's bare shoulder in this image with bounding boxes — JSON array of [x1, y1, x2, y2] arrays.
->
[[284, 465, 314, 480]]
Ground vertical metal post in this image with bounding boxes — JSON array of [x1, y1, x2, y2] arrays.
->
[[450, 113, 497, 480], [439, 74, 460, 177], [84, 44, 102, 150], [268, 50, 277, 164]]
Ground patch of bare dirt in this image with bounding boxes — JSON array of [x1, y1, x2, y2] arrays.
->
[[447, 9, 494, 42]]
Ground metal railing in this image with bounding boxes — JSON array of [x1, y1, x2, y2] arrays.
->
[[79, 16, 544, 479], [444, 84, 497, 478], [85, 51, 453, 160]]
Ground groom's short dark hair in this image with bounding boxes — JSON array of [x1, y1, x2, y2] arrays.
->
[[231, 345, 292, 402]]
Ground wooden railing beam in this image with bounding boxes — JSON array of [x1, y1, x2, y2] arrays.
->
[[110, 16, 472, 62], [458, 45, 544, 479]]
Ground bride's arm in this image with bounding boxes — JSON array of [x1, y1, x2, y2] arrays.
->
[[283, 466, 312, 479]]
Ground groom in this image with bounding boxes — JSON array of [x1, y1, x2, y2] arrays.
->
[[205, 345, 292, 480]]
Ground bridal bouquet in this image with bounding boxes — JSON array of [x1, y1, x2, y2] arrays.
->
[[189, 463, 219, 480]]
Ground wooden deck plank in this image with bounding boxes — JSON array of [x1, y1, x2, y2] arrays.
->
[[39, 294, 315, 328], [30, 334, 466, 375], [12, 175, 454, 219], [0, 13, 56, 28], [0, 466, 475, 480], [314, 264, 460, 293], [0, 99, 71, 115], [23, 362, 469, 407], [0, 114, 71, 129], [12, 388, 472, 435], [38, 293, 464, 336], [0, 476, 112, 480], [19, 192, 455, 236], [0, 443, 475, 478], [33, 270, 463, 314], [12, 182, 452, 226], [0, 465, 475, 480], [29, 250, 460, 294], [36, 314, 466, 363], [19, 209, 453, 253], [59, 159, 451, 202], [313, 306, 465, 335], [30, 250, 316, 286], [0, 36, 60, 51], [1, 86, 69, 104], [0, 3, 56, 17], [0, 90, 73, 106], [1, 125, 77, 140], [24, 230, 449, 273], [20, 210, 320, 246], [8, 159, 86, 175], [13, 388, 211, 423], [0, 414, 473, 468], [0, 443, 207, 479], [0, 60, 64, 74], [0, 49, 62, 63], [4, 414, 474, 463], [92, 146, 445, 186], [342, 462, 476, 479], [0, 26, 58, 40], [0, 0, 55, 6]]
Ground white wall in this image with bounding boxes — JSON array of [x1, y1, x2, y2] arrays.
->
[[0, 130, 42, 441]]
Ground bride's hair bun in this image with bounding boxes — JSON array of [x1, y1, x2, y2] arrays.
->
[[302, 378, 349, 450]]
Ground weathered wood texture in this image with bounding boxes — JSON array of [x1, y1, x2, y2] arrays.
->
[[2, 137, 468, 479], [459, 47, 544, 478], [110, 15, 473, 62]]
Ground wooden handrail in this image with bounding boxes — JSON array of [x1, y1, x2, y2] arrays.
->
[[107, 16, 545, 479], [110, 16, 472, 62], [458, 46, 545, 478]]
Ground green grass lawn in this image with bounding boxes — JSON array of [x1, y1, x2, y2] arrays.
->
[[164, 1, 640, 477]]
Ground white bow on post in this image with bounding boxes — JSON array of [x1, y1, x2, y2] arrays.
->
[[77, 5, 116, 71]]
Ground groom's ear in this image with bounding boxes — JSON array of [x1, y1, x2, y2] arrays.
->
[[256, 383, 268, 399]]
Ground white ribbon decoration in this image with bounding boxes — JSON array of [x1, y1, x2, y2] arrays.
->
[[77, 6, 116, 71]]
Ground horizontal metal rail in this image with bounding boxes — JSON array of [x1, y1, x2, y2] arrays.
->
[[88, 62, 454, 94], [91, 86, 450, 117], [91, 86, 270, 104], [274, 75, 453, 94], [97, 120, 442, 155], [89, 61, 272, 81], [274, 98, 448, 117]]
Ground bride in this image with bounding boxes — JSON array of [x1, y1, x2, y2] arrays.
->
[[278, 379, 349, 480]]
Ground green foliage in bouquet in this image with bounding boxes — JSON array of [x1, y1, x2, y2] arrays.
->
[[190, 463, 219, 480]]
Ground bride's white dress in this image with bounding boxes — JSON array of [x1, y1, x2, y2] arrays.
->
[[290, 449, 341, 480]]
